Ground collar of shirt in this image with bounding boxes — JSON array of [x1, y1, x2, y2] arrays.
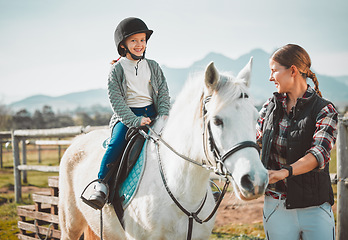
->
[[273, 85, 314, 114]]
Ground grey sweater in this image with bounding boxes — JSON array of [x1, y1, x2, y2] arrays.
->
[[108, 58, 171, 129]]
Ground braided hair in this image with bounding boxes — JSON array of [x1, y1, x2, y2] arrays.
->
[[271, 44, 322, 97]]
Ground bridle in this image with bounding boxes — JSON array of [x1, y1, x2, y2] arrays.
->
[[140, 92, 260, 240], [202, 94, 260, 177]]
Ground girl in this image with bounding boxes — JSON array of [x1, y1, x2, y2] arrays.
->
[[87, 17, 171, 209], [257, 44, 338, 240]]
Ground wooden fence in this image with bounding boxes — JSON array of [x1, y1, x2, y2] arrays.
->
[[12, 126, 87, 203], [11, 125, 108, 203], [0, 131, 11, 168], [337, 115, 348, 240], [17, 176, 60, 239]]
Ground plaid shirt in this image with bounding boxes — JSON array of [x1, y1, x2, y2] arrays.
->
[[256, 86, 338, 198]]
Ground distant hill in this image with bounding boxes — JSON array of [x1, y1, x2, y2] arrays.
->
[[10, 49, 348, 112], [10, 89, 109, 113], [163, 49, 348, 110]]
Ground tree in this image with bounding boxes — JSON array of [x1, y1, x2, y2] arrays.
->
[[42, 105, 56, 128], [12, 109, 32, 129], [0, 103, 12, 130], [56, 114, 75, 127], [93, 112, 111, 126], [32, 110, 45, 129], [75, 112, 94, 126]]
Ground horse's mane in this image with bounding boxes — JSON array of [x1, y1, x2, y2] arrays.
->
[[164, 70, 251, 160], [169, 71, 250, 120]]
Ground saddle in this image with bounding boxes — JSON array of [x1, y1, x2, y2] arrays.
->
[[104, 124, 150, 226]]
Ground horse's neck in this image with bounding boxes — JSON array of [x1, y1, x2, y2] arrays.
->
[[159, 119, 210, 204]]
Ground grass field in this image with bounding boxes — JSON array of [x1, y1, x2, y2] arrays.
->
[[0, 143, 337, 239]]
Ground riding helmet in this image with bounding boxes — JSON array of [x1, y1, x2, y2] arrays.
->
[[114, 17, 153, 56]]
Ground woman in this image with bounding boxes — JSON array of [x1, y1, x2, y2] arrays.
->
[[256, 44, 338, 240]]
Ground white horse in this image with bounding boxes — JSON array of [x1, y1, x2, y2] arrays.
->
[[58, 59, 268, 240]]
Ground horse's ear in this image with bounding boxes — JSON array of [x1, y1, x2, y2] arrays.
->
[[204, 62, 219, 95], [237, 57, 253, 87]]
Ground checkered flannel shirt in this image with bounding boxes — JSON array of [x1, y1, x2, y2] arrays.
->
[[256, 86, 338, 199]]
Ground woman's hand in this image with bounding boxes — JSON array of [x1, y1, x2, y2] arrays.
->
[[268, 153, 319, 184], [140, 117, 151, 126], [268, 169, 289, 184]]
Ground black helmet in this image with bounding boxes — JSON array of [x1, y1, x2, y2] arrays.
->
[[114, 17, 153, 57]]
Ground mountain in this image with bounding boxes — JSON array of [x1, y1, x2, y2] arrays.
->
[[10, 89, 109, 113], [10, 49, 348, 112], [163, 49, 348, 109]]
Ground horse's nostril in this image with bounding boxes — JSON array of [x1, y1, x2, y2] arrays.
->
[[240, 174, 254, 191]]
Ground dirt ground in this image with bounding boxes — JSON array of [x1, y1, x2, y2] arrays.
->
[[215, 192, 337, 227], [1, 186, 264, 227], [215, 193, 264, 226], [1, 186, 336, 227]]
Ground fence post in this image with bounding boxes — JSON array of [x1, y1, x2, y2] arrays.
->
[[12, 131, 22, 203], [0, 141, 2, 168], [337, 115, 348, 240], [58, 137, 61, 162], [21, 139, 27, 184], [38, 144, 41, 163]]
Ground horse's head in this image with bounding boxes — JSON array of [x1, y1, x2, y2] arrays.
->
[[202, 58, 268, 200]]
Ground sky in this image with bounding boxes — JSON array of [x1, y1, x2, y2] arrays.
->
[[1, 0, 347, 104]]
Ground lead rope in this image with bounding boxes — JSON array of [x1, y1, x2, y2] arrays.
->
[[34, 220, 53, 240], [142, 125, 225, 175], [100, 209, 103, 240]]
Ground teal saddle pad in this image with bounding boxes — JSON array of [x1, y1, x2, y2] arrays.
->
[[119, 139, 147, 209]]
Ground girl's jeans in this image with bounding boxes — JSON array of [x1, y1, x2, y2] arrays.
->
[[98, 104, 156, 179]]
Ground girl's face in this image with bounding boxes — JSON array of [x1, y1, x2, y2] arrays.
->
[[269, 59, 294, 94], [122, 32, 147, 60]]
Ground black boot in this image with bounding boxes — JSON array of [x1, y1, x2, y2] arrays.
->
[[86, 181, 108, 210]]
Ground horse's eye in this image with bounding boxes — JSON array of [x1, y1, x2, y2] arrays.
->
[[213, 117, 223, 127]]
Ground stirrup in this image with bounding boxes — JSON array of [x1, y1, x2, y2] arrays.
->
[[81, 179, 109, 210], [86, 191, 107, 210]]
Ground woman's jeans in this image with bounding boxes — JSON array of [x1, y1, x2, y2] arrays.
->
[[98, 104, 156, 180], [263, 195, 335, 240]]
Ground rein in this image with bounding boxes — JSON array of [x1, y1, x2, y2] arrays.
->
[[139, 93, 260, 240], [142, 125, 229, 240], [157, 141, 230, 240]]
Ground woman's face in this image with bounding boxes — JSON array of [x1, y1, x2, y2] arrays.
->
[[269, 59, 294, 94], [122, 32, 147, 60]]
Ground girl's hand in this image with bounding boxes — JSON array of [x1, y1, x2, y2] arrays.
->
[[268, 169, 288, 184], [140, 117, 151, 126]]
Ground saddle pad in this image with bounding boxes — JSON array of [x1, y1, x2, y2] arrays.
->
[[119, 139, 147, 209]]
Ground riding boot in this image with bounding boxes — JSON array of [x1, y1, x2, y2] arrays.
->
[[88, 181, 108, 210]]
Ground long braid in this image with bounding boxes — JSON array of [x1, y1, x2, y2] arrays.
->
[[110, 56, 122, 65], [308, 69, 322, 97]]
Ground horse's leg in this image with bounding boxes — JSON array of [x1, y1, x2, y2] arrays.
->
[[59, 149, 88, 240], [84, 225, 100, 240], [59, 200, 87, 239]]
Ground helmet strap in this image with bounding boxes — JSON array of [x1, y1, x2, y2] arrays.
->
[[125, 46, 146, 61]]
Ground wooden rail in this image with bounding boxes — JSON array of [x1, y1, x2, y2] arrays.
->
[[0, 131, 11, 168], [12, 126, 109, 203], [12, 126, 86, 203], [337, 115, 348, 240], [17, 176, 60, 239]]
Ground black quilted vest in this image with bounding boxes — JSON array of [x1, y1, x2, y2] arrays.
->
[[261, 92, 334, 209]]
